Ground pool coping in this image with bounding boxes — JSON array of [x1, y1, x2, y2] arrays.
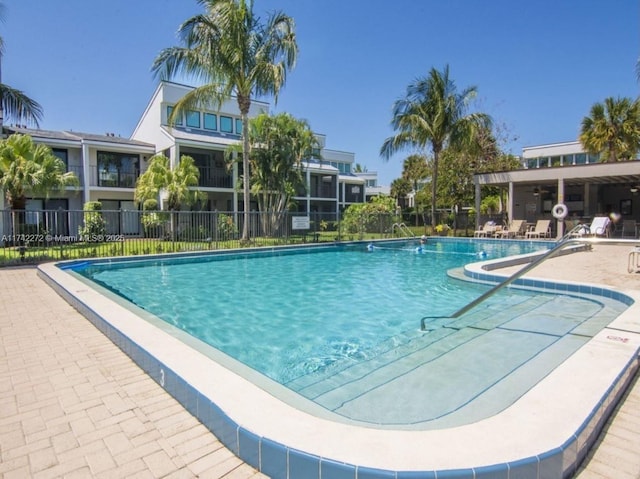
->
[[37, 241, 640, 479]]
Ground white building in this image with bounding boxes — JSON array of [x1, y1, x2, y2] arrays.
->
[[1, 81, 364, 233], [355, 171, 390, 201]]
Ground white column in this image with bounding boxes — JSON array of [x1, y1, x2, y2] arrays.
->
[[474, 181, 481, 229], [81, 142, 91, 205], [557, 178, 565, 239], [507, 181, 514, 224]]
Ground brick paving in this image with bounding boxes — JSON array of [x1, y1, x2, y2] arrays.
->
[[0, 266, 266, 479], [0, 251, 639, 478]]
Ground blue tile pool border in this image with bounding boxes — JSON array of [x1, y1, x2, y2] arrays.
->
[[37, 240, 640, 479]]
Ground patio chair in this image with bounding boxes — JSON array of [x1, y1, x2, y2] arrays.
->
[[525, 219, 551, 239], [587, 216, 611, 237], [496, 219, 525, 239], [473, 221, 496, 238]]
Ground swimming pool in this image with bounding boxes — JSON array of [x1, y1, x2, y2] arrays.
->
[[39, 238, 640, 478]]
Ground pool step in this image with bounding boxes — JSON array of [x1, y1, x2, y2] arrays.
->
[[287, 291, 627, 423]]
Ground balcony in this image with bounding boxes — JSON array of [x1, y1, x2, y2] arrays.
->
[[92, 167, 139, 188], [197, 166, 233, 188]]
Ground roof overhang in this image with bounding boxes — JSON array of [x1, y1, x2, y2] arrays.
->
[[476, 161, 640, 187]]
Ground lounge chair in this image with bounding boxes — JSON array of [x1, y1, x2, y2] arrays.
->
[[474, 221, 497, 238], [525, 219, 551, 239], [587, 216, 611, 237], [496, 219, 525, 239]]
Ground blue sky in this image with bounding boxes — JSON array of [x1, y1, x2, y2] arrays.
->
[[3, 0, 638, 184]]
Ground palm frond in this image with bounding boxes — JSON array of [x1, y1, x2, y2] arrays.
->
[[0, 83, 43, 127]]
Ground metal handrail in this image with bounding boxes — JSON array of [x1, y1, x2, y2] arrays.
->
[[420, 234, 637, 331], [391, 222, 415, 237]]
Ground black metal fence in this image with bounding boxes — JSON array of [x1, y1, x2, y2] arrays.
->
[[0, 208, 429, 266], [0, 207, 508, 266]]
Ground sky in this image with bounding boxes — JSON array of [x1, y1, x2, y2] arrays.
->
[[2, 0, 639, 185]]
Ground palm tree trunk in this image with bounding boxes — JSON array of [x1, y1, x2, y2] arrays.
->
[[431, 150, 439, 227], [238, 95, 251, 242]]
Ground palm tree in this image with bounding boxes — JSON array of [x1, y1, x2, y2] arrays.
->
[[390, 177, 411, 209], [380, 65, 491, 227], [0, 134, 78, 237], [579, 97, 640, 162], [243, 112, 319, 235], [151, 0, 298, 243], [0, 134, 78, 210], [135, 154, 206, 239], [353, 163, 368, 173], [0, 2, 43, 130]]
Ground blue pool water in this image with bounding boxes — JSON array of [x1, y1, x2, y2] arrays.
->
[[71, 240, 543, 380], [67, 239, 629, 427]]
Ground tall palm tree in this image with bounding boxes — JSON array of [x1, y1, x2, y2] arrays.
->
[[135, 154, 206, 239], [390, 177, 411, 209], [579, 97, 640, 162], [0, 2, 43, 130], [380, 65, 491, 227], [151, 0, 298, 243]]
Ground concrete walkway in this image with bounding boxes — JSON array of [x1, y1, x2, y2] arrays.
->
[[0, 245, 639, 478], [0, 266, 266, 478]]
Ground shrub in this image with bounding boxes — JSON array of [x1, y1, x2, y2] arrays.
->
[[78, 201, 106, 240]]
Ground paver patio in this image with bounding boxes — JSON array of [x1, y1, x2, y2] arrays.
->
[[0, 243, 639, 478]]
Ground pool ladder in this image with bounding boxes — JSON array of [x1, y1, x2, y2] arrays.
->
[[391, 223, 415, 237], [420, 233, 635, 331]]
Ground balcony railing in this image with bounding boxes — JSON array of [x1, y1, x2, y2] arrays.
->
[[91, 168, 139, 188], [197, 166, 233, 188]]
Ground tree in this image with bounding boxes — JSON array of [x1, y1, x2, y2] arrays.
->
[[0, 134, 78, 239], [579, 97, 640, 162], [152, 0, 298, 243], [239, 112, 319, 235], [390, 177, 411, 209], [380, 65, 491, 227], [353, 163, 368, 173], [401, 154, 429, 193], [341, 195, 397, 240], [0, 134, 78, 210], [0, 2, 43, 129], [134, 154, 206, 238]]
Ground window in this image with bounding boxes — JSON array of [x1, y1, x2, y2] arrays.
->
[[587, 153, 599, 164], [52, 148, 68, 168], [561, 154, 574, 166], [575, 153, 587, 165], [235, 118, 243, 134], [550, 156, 561, 167], [204, 113, 217, 130], [526, 158, 537, 169], [97, 151, 140, 188], [166, 106, 183, 126], [186, 110, 200, 128], [220, 116, 233, 133]]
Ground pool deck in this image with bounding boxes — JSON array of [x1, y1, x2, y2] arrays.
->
[[0, 242, 639, 478]]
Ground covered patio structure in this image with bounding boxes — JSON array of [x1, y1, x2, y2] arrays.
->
[[474, 161, 640, 239]]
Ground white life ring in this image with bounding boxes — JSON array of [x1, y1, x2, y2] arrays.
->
[[551, 203, 568, 220]]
